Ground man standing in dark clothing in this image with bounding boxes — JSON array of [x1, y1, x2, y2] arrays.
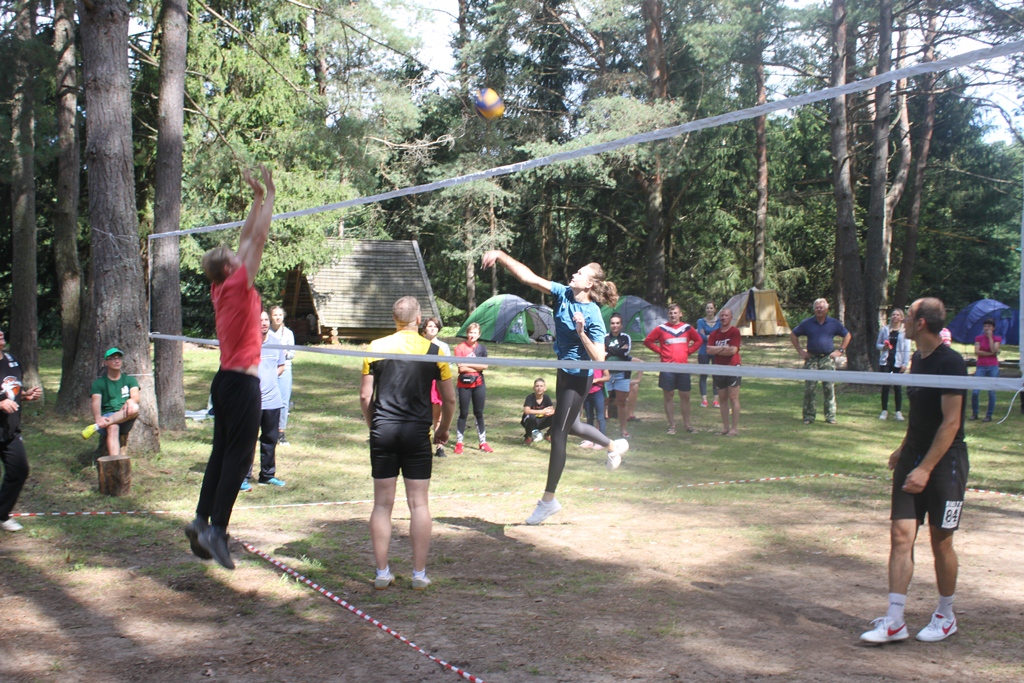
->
[[790, 298, 851, 424], [0, 329, 43, 531], [860, 298, 968, 645]]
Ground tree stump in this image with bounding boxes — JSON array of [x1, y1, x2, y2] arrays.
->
[[97, 455, 131, 496]]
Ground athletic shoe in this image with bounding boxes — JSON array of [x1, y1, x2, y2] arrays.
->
[[258, 477, 286, 487], [374, 568, 395, 590], [895, 411, 904, 421], [803, 419, 813, 425], [525, 498, 562, 525], [81, 423, 98, 440], [969, 414, 978, 421], [713, 400, 720, 408], [579, 440, 594, 448], [879, 410, 888, 420], [183, 518, 212, 560], [239, 480, 252, 492], [453, 442, 464, 455], [1, 518, 24, 532], [700, 398, 708, 408], [607, 438, 628, 470], [412, 575, 432, 591], [524, 437, 533, 445], [544, 434, 551, 442], [916, 613, 957, 642], [826, 418, 837, 425], [982, 416, 992, 423], [532, 430, 543, 442], [435, 446, 447, 458], [859, 616, 908, 644], [627, 416, 641, 423], [198, 525, 234, 570], [278, 434, 289, 447], [479, 442, 494, 453]]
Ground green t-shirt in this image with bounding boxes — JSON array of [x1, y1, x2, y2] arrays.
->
[[90, 373, 140, 414]]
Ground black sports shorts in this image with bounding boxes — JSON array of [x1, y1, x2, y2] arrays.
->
[[891, 444, 969, 531], [658, 371, 691, 393], [370, 421, 432, 480], [712, 374, 741, 391]]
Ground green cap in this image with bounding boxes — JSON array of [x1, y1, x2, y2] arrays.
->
[[104, 347, 124, 359]]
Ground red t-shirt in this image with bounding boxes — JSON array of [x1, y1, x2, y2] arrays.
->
[[644, 323, 702, 364], [211, 264, 262, 370], [454, 341, 487, 375], [707, 326, 742, 366]]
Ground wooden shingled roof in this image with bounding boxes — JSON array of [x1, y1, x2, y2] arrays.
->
[[283, 239, 441, 341]]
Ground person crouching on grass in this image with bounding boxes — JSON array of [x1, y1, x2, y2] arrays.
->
[[361, 297, 455, 590], [704, 308, 741, 436]]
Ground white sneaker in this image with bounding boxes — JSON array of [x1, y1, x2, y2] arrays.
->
[[895, 411, 904, 422], [1, 518, 24, 532], [606, 438, 629, 470], [525, 498, 562, 525], [878, 410, 888, 420], [859, 616, 909, 644], [916, 613, 956, 642], [579, 440, 594, 448], [412, 575, 432, 590], [532, 430, 543, 442], [374, 568, 395, 590]]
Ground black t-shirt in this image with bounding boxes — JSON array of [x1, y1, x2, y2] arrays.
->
[[904, 344, 966, 454], [605, 333, 633, 379], [524, 393, 553, 413], [0, 352, 25, 441]]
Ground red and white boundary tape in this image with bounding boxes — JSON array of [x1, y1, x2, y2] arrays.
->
[[242, 542, 487, 683], [11, 472, 1022, 518]]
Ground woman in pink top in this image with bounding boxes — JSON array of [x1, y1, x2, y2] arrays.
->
[[971, 318, 1001, 422], [185, 166, 275, 570]]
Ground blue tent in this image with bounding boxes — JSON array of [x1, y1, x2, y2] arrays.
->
[[947, 299, 1019, 346]]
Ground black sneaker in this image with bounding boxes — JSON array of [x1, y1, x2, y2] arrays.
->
[[435, 446, 446, 458], [184, 518, 212, 560], [278, 434, 290, 446], [627, 416, 642, 423], [199, 525, 234, 569]]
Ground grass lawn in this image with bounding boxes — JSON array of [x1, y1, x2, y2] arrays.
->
[[1, 339, 1021, 682]]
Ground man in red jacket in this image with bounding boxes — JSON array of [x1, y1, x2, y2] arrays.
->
[[644, 304, 702, 434]]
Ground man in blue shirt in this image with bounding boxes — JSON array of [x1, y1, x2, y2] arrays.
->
[[790, 298, 851, 424]]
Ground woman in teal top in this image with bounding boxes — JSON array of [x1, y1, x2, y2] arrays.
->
[[696, 301, 720, 407]]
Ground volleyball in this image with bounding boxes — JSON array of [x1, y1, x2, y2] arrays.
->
[[473, 88, 505, 120]]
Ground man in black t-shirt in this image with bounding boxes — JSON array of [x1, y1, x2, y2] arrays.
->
[[0, 329, 43, 532], [522, 378, 555, 444], [861, 298, 968, 645]]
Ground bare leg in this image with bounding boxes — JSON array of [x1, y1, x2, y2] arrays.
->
[[930, 526, 958, 597], [106, 424, 121, 456], [404, 478, 431, 573], [727, 386, 740, 435], [627, 368, 643, 419], [616, 392, 629, 436], [370, 477, 398, 570], [718, 387, 729, 434], [680, 391, 692, 430], [888, 519, 919, 594], [663, 390, 675, 430]]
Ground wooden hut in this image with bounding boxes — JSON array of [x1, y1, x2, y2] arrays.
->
[[281, 239, 441, 342]]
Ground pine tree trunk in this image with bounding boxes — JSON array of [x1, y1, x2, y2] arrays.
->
[[464, 206, 476, 312], [54, 0, 83, 408], [829, 0, 868, 371], [752, 46, 769, 290], [640, 0, 668, 306], [10, 0, 40, 389], [152, 0, 188, 431], [78, 0, 160, 452], [893, 13, 937, 311]]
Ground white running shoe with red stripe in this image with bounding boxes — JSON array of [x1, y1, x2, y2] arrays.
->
[[859, 616, 909, 644], [916, 613, 957, 642]]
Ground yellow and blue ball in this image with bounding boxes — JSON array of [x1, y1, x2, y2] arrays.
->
[[473, 88, 505, 121]]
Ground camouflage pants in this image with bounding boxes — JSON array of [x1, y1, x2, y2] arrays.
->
[[803, 355, 836, 421]]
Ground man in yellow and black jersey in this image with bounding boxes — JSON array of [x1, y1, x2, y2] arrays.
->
[[360, 297, 455, 591]]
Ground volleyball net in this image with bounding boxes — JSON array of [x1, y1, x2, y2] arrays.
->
[[149, 39, 1024, 397]]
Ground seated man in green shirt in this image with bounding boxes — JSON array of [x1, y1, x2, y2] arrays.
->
[[82, 348, 141, 456]]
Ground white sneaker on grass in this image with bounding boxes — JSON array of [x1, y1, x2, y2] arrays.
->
[[1, 518, 24, 532], [374, 568, 395, 590], [916, 613, 956, 642], [606, 439, 629, 470], [878, 410, 888, 420], [859, 616, 908, 644], [525, 498, 562, 525], [895, 411, 905, 422], [412, 575, 432, 590]]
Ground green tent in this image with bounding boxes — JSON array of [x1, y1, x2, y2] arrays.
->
[[457, 295, 555, 343], [601, 295, 669, 342]]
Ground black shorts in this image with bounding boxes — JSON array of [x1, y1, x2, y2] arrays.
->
[[658, 371, 691, 393], [891, 444, 969, 530], [713, 375, 742, 391], [370, 421, 432, 480]]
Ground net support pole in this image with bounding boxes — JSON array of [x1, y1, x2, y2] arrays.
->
[[1019, 164, 1023, 376]]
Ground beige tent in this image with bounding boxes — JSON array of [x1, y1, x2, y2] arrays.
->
[[719, 288, 791, 336]]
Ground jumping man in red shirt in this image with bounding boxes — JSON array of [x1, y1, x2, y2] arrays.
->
[[185, 166, 275, 569], [644, 303, 703, 434]]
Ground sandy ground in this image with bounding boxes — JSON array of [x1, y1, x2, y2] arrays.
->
[[2, 477, 1023, 683]]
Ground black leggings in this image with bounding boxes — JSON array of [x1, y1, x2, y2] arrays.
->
[[457, 382, 486, 441], [880, 361, 902, 412], [0, 435, 28, 522], [546, 370, 612, 493], [197, 370, 260, 527]]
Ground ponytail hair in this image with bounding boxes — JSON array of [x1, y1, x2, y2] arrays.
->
[[586, 262, 618, 308]]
